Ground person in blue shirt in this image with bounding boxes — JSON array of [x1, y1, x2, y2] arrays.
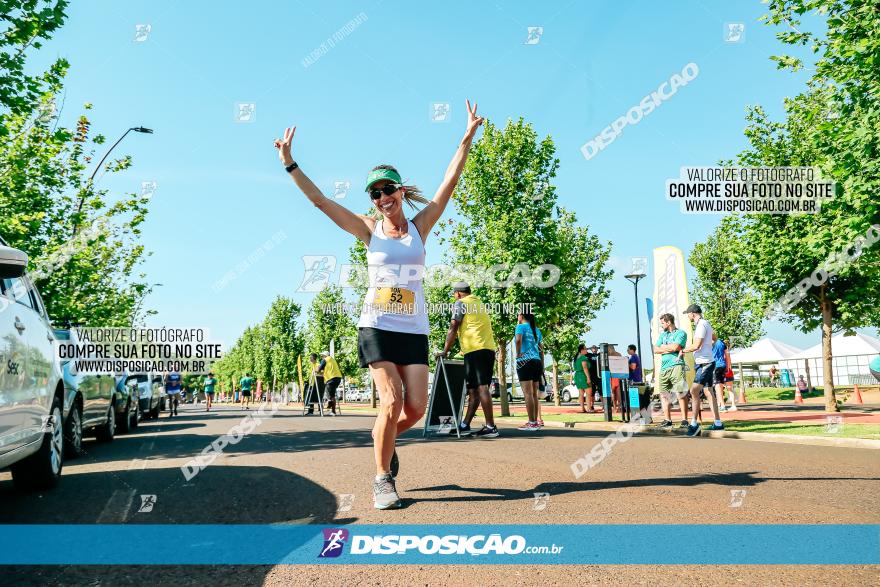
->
[[514, 311, 544, 431], [870, 355, 880, 383], [164, 371, 182, 417], [626, 344, 642, 383], [711, 334, 729, 412]]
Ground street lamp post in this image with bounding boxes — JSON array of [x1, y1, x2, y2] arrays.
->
[[624, 272, 647, 363], [72, 126, 154, 236]]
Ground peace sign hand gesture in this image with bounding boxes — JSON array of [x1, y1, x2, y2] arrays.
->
[[273, 126, 296, 166], [465, 99, 484, 136]]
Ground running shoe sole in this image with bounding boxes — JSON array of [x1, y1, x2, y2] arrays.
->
[[374, 499, 403, 510]]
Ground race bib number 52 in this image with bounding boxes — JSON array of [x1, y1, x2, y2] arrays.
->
[[373, 287, 415, 314]]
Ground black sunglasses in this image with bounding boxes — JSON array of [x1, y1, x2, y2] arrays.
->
[[369, 183, 401, 200]]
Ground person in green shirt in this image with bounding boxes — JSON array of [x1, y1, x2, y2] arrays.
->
[[204, 372, 217, 412], [239, 373, 255, 410], [572, 344, 594, 413], [652, 313, 689, 428]]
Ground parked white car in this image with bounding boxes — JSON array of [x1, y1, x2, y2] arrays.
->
[[0, 239, 67, 490]]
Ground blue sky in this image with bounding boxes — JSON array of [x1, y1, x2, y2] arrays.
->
[[31, 0, 877, 366]]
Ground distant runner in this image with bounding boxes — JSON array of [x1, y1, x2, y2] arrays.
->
[[164, 371, 182, 417], [239, 372, 255, 410], [203, 372, 217, 412]]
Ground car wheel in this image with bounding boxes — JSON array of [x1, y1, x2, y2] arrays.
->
[[63, 401, 84, 459], [150, 400, 160, 420], [562, 390, 571, 403], [130, 401, 139, 429], [507, 392, 513, 403], [95, 401, 116, 442], [118, 400, 133, 434], [11, 396, 64, 491]]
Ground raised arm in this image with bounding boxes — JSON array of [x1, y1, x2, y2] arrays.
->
[[413, 100, 484, 240], [274, 126, 374, 244]]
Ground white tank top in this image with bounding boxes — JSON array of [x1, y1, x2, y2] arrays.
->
[[357, 219, 429, 335]]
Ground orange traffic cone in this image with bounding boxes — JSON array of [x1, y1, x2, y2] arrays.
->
[[852, 384, 863, 404], [738, 386, 747, 404], [794, 385, 804, 404]]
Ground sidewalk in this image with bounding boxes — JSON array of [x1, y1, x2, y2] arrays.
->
[[500, 399, 880, 424]]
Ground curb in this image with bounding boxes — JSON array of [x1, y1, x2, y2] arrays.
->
[[491, 417, 880, 450]]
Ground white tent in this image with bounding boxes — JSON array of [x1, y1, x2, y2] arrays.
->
[[779, 332, 880, 387], [730, 338, 803, 365], [787, 332, 880, 360]]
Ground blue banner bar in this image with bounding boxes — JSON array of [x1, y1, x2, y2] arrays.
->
[[0, 525, 876, 565]]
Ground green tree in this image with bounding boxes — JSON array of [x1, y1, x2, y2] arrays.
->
[[723, 0, 880, 411], [0, 0, 69, 122], [304, 285, 358, 377], [261, 296, 304, 392], [689, 219, 764, 350], [448, 118, 613, 415], [1, 2, 153, 326]]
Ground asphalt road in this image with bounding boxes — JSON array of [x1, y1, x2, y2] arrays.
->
[[1, 402, 877, 586]]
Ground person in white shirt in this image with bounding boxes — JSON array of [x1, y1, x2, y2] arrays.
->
[[681, 304, 724, 436]]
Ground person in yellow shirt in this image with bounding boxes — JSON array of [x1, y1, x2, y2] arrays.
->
[[439, 282, 498, 438], [320, 351, 343, 416]]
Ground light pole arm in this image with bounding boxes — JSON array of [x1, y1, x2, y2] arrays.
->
[[89, 127, 133, 184]]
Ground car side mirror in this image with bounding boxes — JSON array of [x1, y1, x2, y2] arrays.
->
[[0, 245, 28, 279]]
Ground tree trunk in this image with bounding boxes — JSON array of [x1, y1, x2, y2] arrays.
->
[[820, 286, 838, 412], [552, 361, 560, 406], [498, 341, 510, 417]]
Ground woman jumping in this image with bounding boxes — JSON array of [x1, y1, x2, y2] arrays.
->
[[274, 100, 484, 509]]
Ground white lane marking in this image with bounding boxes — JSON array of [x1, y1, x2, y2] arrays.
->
[[96, 488, 137, 523]]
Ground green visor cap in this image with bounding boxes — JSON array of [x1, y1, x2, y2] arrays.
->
[[364, 168, 402, 192]]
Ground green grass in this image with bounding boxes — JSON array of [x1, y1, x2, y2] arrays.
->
[[722, 420, 880, 439], [743, 386, 876, 403], [743, 386, 825, 402]]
